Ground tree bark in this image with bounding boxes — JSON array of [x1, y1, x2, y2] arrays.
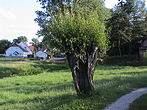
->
[[66, 46, 98, 95], [118, 39, 122, 56], [128, 41, 132, 55]]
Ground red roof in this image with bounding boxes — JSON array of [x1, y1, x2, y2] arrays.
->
[[28, 46, 35, 52]]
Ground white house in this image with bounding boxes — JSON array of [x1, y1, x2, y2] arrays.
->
[[5, 42, 32, 57], [34, 51, 48, 59]]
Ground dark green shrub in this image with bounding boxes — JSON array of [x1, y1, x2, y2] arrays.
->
[[18, 66, 43, 76], [143, 56, 147, 65]]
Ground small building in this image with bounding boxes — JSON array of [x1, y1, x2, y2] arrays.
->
[[5, 42, 33, 57], [34, 51, 48, 59], [139, 40, 147, 59]]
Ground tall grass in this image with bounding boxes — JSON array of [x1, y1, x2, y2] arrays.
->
[[0, 61, 68, 78], [0, 65, 147, 110]]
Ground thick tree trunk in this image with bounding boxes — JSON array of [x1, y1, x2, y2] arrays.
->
[[66, 46, 98, 95], [118, 39, 122, 56], [128, 41, 132, 55]]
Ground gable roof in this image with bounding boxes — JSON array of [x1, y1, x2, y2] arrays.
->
[[7, 45, 28, 52], [18, 42, 32, 53], [17, 45, 28, 52], [20, 42, 29, 47]]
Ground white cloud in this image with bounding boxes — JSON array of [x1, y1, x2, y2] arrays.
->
[[0, 8, 16, 20], [0, 8, 39, 42], [105, 0, 147, 9], [105, 0, 119, 9]]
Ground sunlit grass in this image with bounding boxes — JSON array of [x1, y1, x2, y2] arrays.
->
[[0, 63, 147, 110]]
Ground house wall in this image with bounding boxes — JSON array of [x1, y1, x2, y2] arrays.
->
[[5, 47, 26, 57]]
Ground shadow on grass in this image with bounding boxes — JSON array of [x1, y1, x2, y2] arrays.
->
[[96, 65, 147, 71], [0, 81, 77, 110], [97, 71, 147, 76], [1, 81, 73, 94], [96, 65, 131, 71], [0, 93, 76, 110], [0, 67, 21, 78], [31, 62, 69, 72]]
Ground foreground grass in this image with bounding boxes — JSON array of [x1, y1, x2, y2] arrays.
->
[[0, 65, 147, 110], [129, 94, 147, 110]]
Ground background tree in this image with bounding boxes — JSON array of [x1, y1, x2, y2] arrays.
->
[[129, 0, 147, 54], [0, 40, 12, 54], [35, 0, 109, 95], [31, 38, 40, 46], [107, 0, 134, 56], [30, 38, 40, 51], [107, 0, 147, 56], [12, 36, 28, 44], [40, 39, 62, 56]]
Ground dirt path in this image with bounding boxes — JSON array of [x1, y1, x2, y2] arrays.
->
[[103, 87, 147, 110]]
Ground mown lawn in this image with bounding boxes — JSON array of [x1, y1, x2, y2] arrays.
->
[[0, 60, 147, 110]]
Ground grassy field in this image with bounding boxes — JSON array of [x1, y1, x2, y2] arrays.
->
[[0, 59, 147, 110], [0, 60, 68, 78], [129, 94, 147, 110], [0, 57, 34, 61]]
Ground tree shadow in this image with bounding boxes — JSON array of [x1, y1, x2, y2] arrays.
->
[[0, 93, 77, 110], [96, 65, 130, 70], [0, 80, 77, 110], [0, 67, 21, 78], [31, 62, 69, 72], [97, 71, 147, 76], [0, 80, 73, 94]]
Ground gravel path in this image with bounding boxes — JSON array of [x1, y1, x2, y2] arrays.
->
[[103, 87, 147, 110]]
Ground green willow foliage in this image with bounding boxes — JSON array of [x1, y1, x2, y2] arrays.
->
[[36, 0, 109, 59], [48, 13, 107, 58]]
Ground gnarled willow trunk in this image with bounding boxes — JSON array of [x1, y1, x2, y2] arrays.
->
[[66, 46, 98, 95]]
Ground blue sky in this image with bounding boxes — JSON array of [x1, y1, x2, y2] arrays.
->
[[0, 0, 146, 42]]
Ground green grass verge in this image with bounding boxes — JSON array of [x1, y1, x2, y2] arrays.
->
[[129, 94, 147, 110], [0, 65, 147, 110], [0, 57, 32, 61], [0, 61, 68, 78]]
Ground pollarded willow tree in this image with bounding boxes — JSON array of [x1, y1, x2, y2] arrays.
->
[[35, 0, 109, 95]]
